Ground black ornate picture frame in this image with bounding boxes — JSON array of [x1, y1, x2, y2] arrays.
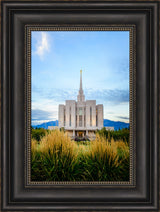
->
[[1, 1, 159, 211]]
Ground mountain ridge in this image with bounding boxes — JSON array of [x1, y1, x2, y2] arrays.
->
[[32, 119, 129, 131]]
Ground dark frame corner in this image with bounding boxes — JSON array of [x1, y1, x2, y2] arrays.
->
[[1, 1, 159, 211]]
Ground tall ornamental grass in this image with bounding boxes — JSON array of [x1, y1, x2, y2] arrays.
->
[[31, 130, 129, 181]]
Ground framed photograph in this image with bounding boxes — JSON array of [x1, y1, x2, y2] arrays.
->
[[1, 1, 159, 211], [30, 27, 132, 184]]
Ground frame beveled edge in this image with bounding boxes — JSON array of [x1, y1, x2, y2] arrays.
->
[[1, 1, 159, 211], [25, 25, 136, 187]]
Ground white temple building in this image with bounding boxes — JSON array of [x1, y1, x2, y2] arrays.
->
[[58, 70, 103, 138]]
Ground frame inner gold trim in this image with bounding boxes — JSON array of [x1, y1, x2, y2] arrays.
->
[[25, 25, 136, 186]]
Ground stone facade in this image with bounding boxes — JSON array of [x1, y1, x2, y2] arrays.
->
[[58, 70, 104, 138], [105, 127, 114, 131], [48, 126, 59, 130]]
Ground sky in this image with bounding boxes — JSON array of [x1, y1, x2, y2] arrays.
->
[[31, 31, 129, 126]]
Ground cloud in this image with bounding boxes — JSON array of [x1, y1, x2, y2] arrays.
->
[[32, 86, 129, 105], [32, 87, 78, 103], [34, 32, 50, 59], [32, 109, 56, 121], [31, 89, 129, 123], [85, 88, 129, 104], [117, 116, 129, 120]]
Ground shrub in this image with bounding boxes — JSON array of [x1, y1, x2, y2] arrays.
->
[[97, 127, 130, 143], [31, 127, 48, 141], [31, 130, 83, 181], [31, 130, 129, 181], [82, 136, 127, 181]]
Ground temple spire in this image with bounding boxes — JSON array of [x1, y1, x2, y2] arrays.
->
[[80, 69, 82, 91], [77, 70, 85, 102]]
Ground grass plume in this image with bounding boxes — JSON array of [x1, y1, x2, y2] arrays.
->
[[31, 129, 129, 181]]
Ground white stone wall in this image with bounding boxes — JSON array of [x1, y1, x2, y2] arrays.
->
[[97, 104, 103, 128], [58, 105, 65, 128], [105, 127, 114, 131], [71, 101, 76, 128], [88, 131, 96, 139], [65, 100, 76, 128], [48, 126, 59, 130], [58, 98, 103, 132], [92, 103, 96, 127], [58, 71, 104, 135], [77, 101, 86, 128], [86, 100, 96, 128], [65, 131, 73, 137], [85, 102, 90, 128]]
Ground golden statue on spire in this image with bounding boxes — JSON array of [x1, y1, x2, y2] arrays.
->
[[80, 69, 82, 74]]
